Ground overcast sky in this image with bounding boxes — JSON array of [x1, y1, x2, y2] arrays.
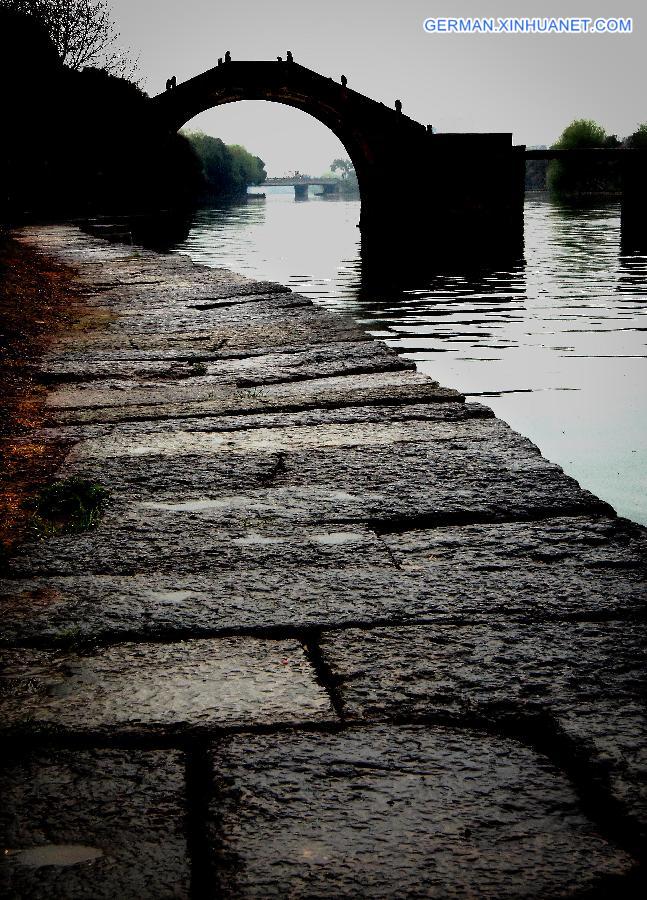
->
[[108, 0, 646, 175]]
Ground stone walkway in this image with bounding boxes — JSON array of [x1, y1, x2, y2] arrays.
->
[[1, 225, 645, 898]]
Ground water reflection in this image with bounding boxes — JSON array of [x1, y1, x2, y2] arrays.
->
[[174, 191, 647, 525]]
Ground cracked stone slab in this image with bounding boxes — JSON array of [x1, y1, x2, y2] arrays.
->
[[0, 749, 189, 900], [80, 289, 301, 317], [63, 284, 295, 313], [7, 522, 394, 578], [65, 299, 323, 329], [48, 306, 372, 358], [46, 371, 463, 424], [49, 321, 370, 357], [105, 281, 295, 305], [380, 515, 647, 571], [101, 463, 608, 528], [70, 295, 314, 337], [64, 416, 541, 463], [53, 449, 288, 505], [48, 418, 560, 504], [39, 341, 412, 384], [7, 487, 611, 583], [318, 621, 647, 832], [0, 570, 414, 643], [75, 271, 293, 305], [2, 562, 645, 644], [34, 401, 493, 446], [0, 638, 334, 735], [206, 725, 634, 898], [242, 444, 610, 520]]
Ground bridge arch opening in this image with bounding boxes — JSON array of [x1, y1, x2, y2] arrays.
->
[[150, 61, 396, 227], [181, 99, 361, 201], [152, 60, 530, 260]]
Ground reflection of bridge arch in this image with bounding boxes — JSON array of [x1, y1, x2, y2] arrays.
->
[[151, 60, 526, 258]]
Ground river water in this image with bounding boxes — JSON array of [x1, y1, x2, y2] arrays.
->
[[174, 188, 647, 526]]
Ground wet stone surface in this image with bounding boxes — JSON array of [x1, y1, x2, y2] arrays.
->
[[64, 416, 515, 462], [34, 400, 493, 446], [1, 561, 645, 644], [47, 371, 463, 425], [7, 520, 394, 577], [48, 307, 372, 360], [319, 621, 647, 831], [207, 725, 634, 898], [381, 514, 647, 572], [0, 638, 334, 735], [39, 339, 413, 385], [17, 419, 598, 510], [4, 225, 645, 897], [0, 748, 190, 899]]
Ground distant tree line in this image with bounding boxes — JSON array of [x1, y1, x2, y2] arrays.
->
[[0, 3, 266, 225], [527, 119, 647, 195], [185, 133, 266, 201]]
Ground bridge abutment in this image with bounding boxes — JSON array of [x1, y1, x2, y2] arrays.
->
[[621, 153, 647, 251], [359, 132, 525, 264]]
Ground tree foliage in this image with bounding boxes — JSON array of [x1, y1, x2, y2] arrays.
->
[[0, 7, 202, 222], [627, 124, 647, 149], [552, 119, 608, 150], [328, 157, 359, 196], [330, 158, 354, 179], [0, 0, 136, 75], [185, 133, 267, 199], [547, 119, 621, 196]]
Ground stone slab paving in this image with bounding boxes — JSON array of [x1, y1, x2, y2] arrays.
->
[[39, 339, 412, 384], [47, 371, 463, 426], [1, 225, 645, 897], [1, 638, 333, 736], [380, 514, 647, 570], [1, 558, 645, 645], [206, 726, 635, 898], [318, 622, 647, 834], [7, 520, 394, 577], [0, 749, 190, 899]]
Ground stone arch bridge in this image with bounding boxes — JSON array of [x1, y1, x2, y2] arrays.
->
[[151, 60, 646, 259]]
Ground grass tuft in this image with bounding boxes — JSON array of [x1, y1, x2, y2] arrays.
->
[[28, 477, 110, 536]]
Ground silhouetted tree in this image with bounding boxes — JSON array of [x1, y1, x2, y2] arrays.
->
[[0, 0, 137, 75], [184, 133, 266, 200], [0, 8, 202, 222], [228, 145, 267, 191], [330, 158, 353, 179], [548, 119, 621, 196], [555, 119, 607, 149], [328, 158, 359, 196], [627, 124, 647, 149]]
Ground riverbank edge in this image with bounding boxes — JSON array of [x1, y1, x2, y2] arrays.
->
[[1, 224, 645, 898]]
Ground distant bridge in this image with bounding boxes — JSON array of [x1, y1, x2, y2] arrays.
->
[[263, 177, 341, 198], [151, 60, 647, 258]]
